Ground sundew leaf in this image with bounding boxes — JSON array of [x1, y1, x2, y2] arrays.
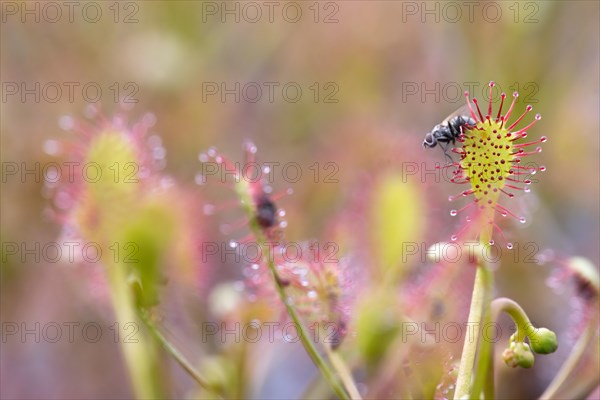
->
[[354, 290, 403, 369], [118, 199, 176, 308], [370, 173, 425, 283], [75, 130, 142, 243]]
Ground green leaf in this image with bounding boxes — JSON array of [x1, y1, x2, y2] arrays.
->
[[118, 201, 176, 308], [355, 291, 403, 369], [370, 173, 424, 283]]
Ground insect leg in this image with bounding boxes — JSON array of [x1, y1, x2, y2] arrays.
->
[[438, 141, 454, 165]]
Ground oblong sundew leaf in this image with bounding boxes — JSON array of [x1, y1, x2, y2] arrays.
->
[[370, 173, 425, 283]]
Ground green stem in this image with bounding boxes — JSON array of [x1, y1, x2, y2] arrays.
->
[[454, 240, 493, 399], [324, 346, 363, 400], [483, 350, 494, 399], [138, 309, 226, 399], [472, 297, 539, 399], [234, 180, 351, 399], [491, 298, 535, 342], [258, 235, 350, 400], [106, 262, 163, 399], [471, 272, 495, 399]]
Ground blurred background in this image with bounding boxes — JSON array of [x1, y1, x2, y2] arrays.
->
[[1, 1, 599, 399]]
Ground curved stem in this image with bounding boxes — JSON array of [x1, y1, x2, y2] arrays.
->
[[539, 321, 595, 399], [472, 296, 531, 400], [235, 179, 352, 399], [257, 235, 350, 400], [472, 297, 542, 399], [472, 297, 534, 399], [138, 309, 226, 399], [491, 297, 536, 341]]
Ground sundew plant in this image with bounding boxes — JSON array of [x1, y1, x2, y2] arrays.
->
[[39, 79, 599, 400], [4, 3, 600, 399]]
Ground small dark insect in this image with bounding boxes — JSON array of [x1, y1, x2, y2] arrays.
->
[[423, 105, 476, 162], [255, 194, 277, 229]]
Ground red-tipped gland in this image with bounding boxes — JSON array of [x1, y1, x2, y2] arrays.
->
[[449, 82, 546, 246]]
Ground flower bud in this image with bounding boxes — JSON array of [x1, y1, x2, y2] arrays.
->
[[503, 342, 535, 368], [529, 327, 558, 354]]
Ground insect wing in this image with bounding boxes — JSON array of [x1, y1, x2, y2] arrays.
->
[[441, 103, 476, 125]]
